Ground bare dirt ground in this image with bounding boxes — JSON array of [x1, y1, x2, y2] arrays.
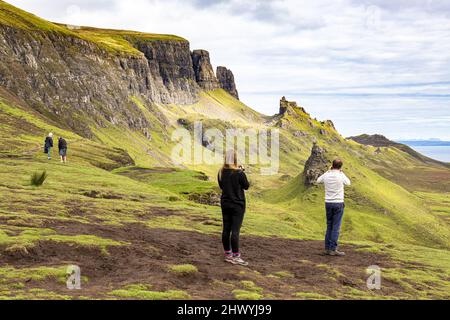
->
[[0, 219, 404, 300]]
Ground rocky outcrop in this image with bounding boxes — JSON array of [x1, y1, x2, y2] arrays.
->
[[279, 96, 297, 115], [191, 50, 220, 91], [326, 120, 335, 129], [279, 96, 308, 116], [216, 66, 239, 99], [303, 143, 329, 186]]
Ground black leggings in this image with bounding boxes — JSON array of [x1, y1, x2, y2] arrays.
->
[[221, 205, 245, 254]]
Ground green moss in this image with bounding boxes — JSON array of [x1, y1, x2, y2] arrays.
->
[[168, 264, 198, 275], [231, 281, 264, 300], [109, 288, 190, 300], [271, 271, 295, 278], [294, 292, 331, 300], [0, 266, 66, 284], [0, 227, 126, 254], [232, 289, 263, 300], [240, 280, 263, 293]]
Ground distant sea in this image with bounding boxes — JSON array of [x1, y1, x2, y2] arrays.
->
[[398, 141, 450, 163]]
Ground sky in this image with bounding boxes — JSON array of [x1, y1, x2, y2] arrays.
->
[[7, 0, 450, 140]]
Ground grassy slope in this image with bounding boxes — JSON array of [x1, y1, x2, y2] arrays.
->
[[1, 88, 449, 299]]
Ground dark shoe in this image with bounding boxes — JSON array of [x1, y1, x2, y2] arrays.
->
[[324, 250, 331, 255], [329, 250, 345, 256]]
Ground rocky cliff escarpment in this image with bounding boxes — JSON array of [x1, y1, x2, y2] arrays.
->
[[0, 2, 240, 138], [217, 66, 239, 99], [0, 25, 202, 137], [134, 39, 199, 104], [191, 50, 220, 91]]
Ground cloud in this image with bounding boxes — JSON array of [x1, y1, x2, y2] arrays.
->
[[5, 0, 450, 139]]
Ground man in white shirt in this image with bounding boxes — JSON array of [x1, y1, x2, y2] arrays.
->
[[317, 159, 351, 256]]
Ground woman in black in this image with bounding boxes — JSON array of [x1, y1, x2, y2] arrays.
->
[[218, 150, 250, 266]]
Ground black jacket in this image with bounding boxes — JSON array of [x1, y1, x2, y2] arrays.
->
[[218, 169, 250, 209], [44, 137, 53, 148], [58, 138, 67, 150]]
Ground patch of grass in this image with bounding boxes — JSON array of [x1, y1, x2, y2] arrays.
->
[[271, 271, 295, 278], [232, 289, 263, 300], [30, 170, 47, 186], [109, 288, 190, 300], [316, 264, 345, 279], [240, 280, 263, 293], [294, 292, 331, 300], [168, 264, 198, 275], [0, 266, 66, 284], [232, 281, 264, 300], [0, 227, 126, 254]]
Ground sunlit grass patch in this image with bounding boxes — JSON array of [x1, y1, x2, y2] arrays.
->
[[109, 287, 190, 300], [168, 264, 198, 275], [294, 292, 331, 300]]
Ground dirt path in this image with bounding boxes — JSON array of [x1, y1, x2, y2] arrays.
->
[[0, 221, 402, 299]]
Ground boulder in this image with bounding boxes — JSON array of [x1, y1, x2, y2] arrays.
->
[[303, 143, 329, 187]]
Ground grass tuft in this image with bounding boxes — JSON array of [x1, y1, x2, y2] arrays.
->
[[168, 264, 198, 275], [30, 170, 47, 187], [109, 288, 190, 300]]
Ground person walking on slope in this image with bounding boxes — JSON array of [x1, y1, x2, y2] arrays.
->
[[58, 136, 68, 163], [44, 133, 53, 160], [317, 159, 351, 256], [218, 150, 250, 266]]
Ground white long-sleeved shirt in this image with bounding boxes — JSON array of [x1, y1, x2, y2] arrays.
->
[[316, 170, 351, 203]]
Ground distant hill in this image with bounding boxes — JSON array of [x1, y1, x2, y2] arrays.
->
[[348, 134, 449, 167]]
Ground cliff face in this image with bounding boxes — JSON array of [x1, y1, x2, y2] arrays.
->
[[0, 25, 202, 136], [0, 5, 239, 138], [135, 39, 199, 104], [191, 50, 220, 91], [217, 66, 239, 99]]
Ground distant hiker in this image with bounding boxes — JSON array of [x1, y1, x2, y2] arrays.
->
[[218, 150, 250, 266], [58, 137, 68, 163], [44, 133, 53, 160], [317, 159, 351, 256]]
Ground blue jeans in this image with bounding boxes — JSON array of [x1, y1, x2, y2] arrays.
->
[[325, 202, 345, 251], [47, 147, 52, 159]]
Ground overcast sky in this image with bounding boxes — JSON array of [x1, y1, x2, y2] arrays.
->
[[7, 0, 450, 140]]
